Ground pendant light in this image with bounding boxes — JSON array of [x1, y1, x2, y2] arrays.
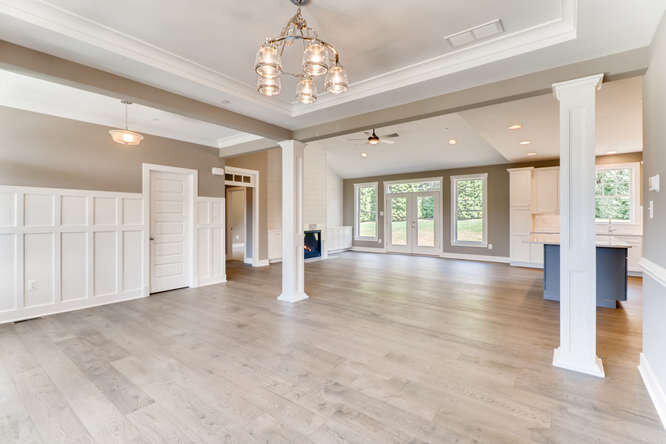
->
[[109, 100, 143, 146]]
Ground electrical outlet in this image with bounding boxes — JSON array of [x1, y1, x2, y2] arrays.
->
[[488, 243, 493, 250], [27, 280, 37, 291], [649, 200, 654, 219]]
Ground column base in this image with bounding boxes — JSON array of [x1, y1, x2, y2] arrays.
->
[[278, 292, 309, 303], [553, 347, 605, 378]]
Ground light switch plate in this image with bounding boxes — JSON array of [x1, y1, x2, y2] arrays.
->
[[649, 174, 660, 192]]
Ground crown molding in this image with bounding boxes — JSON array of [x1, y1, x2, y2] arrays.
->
[[1, 0, 577, 119], [0, 0, 292, 115], [217, 133, 263, 148]]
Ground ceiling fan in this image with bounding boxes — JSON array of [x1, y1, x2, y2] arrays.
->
[[347, 129, 399, 145]]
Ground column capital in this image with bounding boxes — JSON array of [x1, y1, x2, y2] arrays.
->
[[278, 139, 307, 151], [552, 73, 604, 101]]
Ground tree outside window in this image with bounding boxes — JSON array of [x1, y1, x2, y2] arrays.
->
[[595, 168, 632, 222], [452, 174, 487, 246], [355, 183, 377, 239]]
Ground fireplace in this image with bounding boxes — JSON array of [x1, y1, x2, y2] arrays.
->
[[304, 230, 322, 259]]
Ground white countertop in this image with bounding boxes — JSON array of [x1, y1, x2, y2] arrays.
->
[[528, 233, 631, 248]]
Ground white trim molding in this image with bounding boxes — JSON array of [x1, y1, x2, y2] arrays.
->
[[450, 173, 488, 248], [351, 246, 387, 253], [195, 197, 227, 287], [0, 0, 577, 118], [641, 257, 666, 288], [638, 353, 666, 430], [353, 182, 379, 242], [442, 252, 510, 264]]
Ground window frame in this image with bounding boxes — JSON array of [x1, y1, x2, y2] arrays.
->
[[450, 173, 488, 248], [594, 162, 640, 225], [354, 181, 379, 241], [384, 177, 442, 195]]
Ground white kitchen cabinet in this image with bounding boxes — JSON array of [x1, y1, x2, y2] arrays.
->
[[532, 167, 559, 214], [529, 242, 544, 266], [509, 168, 533, 208], [510, 234, 531, 264]]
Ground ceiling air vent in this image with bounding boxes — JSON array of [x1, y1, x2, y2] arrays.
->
[[445, 19, 504, 48]]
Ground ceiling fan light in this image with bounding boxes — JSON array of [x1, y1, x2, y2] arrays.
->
[[325, 65, 349, 94], [255, 43, 282, 78], [257, 75, 281, 96], [295, 77, 317, 104], [302, 41, 329, 77], [109, 129, 143, 146]]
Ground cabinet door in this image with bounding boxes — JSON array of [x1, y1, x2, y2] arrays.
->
[[533, 168, 559, 213], [615, 236, 642, 273], [510, 170, 532, 208], [343, 227, 353, 249]]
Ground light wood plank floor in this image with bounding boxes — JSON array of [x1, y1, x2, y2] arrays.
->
[[1, 252, 664, 443]]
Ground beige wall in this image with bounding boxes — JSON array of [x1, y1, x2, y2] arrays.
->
[[0, 106, 226, 197], [343, 153, 642, 256], [642, 13, 666, 399]]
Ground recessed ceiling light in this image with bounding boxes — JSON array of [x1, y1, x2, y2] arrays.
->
[[606, 151, 617, 155], [448, 139, 457, 145], [527, 152, 537, 156], [361, 152, 368, 158], [520, 140, 532, 145], [508, 124, 522, 130]]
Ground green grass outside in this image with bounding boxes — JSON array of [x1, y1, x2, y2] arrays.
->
[[456, 218, 483, 242], [359, 221, 377, 238], [390, 220, 435, 246], [364, 218, 482, 245]]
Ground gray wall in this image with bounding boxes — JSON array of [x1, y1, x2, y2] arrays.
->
[[0, 106, 226, 197], [642, 13, 666, 396], [343, 153, 642, 257]]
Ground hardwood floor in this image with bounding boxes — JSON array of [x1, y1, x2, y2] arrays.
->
[[0, 252, 663, 443]]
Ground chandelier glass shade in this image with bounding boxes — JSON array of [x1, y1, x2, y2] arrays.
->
[[254, 2, 348, 104], [109, 101, 143, 146]]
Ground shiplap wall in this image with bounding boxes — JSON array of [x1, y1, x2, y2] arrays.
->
[[0, 185, 145, 323], [0, 186, 226, 324]]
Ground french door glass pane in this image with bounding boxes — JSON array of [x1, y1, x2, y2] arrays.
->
[[391, 197, 407, 246], [417, 195, 435, 247]]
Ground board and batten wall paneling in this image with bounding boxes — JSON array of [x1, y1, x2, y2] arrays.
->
[[0, 185, 145, 324], [196, 197, 226, 286]]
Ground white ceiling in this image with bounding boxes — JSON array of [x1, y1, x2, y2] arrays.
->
[[318, 114, 507, 178], [322, 76, 643, 178], [0, 69, 253, 148], [460, 76, 643, 161], [0, 0, 663, 130]]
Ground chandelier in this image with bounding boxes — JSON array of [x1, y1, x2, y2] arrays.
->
[[254, 0, 349, 104], [109, 100, 143, 146]]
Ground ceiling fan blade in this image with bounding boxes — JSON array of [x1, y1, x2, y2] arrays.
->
[[382, 133, 400, 138], [381, 139, 396, 144]]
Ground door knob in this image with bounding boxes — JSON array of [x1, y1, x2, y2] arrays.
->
[[150, 237, 155, 241]]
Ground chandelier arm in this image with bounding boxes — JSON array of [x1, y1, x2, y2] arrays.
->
[[267, 35, 341, 65]]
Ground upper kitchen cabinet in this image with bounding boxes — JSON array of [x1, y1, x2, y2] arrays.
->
[[531, 167, 559, 214], [508, 167, 533, 209]]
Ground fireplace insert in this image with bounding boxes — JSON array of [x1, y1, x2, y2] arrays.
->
[[304, 230, 321, 259]]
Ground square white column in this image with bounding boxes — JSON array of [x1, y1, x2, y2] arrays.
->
[[278, 140, 309, 303], [552, 74, 605, 378]]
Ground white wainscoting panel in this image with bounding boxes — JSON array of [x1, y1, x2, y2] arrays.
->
[[196, 198, 226, 287], [0, 185, 146, 324]]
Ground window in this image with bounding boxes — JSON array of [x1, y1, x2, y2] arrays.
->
[[354, 182, 378, 240], [451, 173, 487, 247], [385, 179, 441, 194], [595, 163, 639, 223]]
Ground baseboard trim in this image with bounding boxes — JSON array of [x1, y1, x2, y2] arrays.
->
[[510, 261, 544, 269], [195, 276, 227, 288], [442, 252, 510, 264], [253, 259, 269, 267], [0, 290, 146, 325], [638, 353, 666, 430], [243, 257, 253, 265], [351, 246, 387, 253], [640, 257, 666, 288]]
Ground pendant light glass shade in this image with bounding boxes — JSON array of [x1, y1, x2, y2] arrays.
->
[[295, 77, 317, 104], [302, 41, 329, 77], [257, 75, 281, 96], [325, 65, 349, 94], [109, 129, 144, 146], [109, 101, 143, 146], [255, 43, 282, 79]]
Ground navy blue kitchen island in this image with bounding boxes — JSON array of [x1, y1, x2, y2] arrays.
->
[[543, 243, 629, 308]]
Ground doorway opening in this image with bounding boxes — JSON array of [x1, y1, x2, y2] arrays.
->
[[224, 166, 260, 266]]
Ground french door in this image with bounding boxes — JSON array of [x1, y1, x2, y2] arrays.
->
[[386, 192, 440, 254]]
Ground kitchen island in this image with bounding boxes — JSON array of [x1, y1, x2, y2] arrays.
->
[[542, 242, 629, 308]]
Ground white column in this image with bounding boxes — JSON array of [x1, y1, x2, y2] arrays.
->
[[552, 74, 605, 378], [278, 140, 309, 303]]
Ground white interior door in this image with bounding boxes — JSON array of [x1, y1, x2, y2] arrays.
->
[[386, 192, 440, 254], [226, 188, 245, 261], [150, 171, 191, 293]]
